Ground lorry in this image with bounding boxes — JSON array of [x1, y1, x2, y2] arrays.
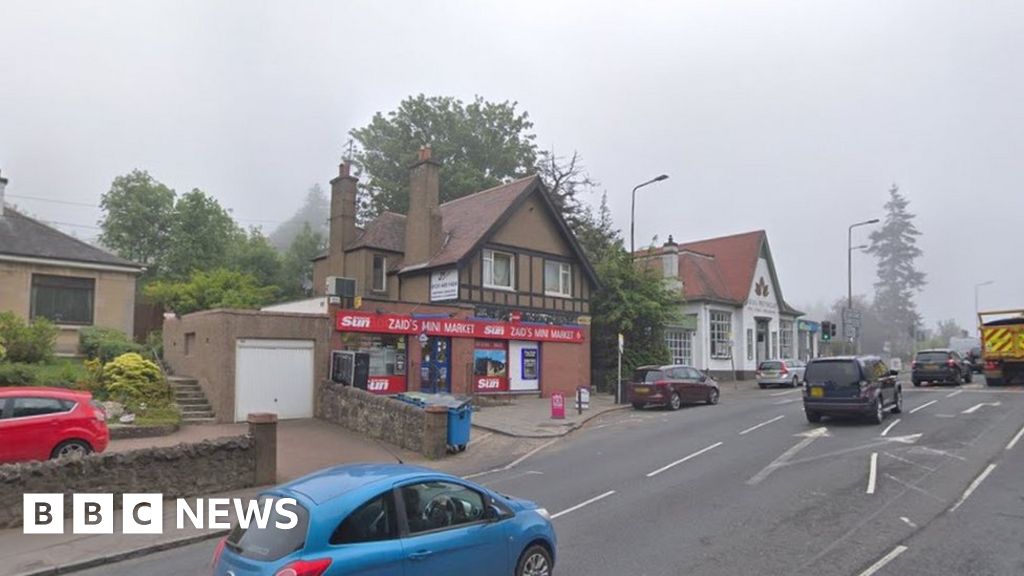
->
[[978, 309, 1024, 385]]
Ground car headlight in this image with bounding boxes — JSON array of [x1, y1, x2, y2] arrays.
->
[[536, 507, 551, 520]]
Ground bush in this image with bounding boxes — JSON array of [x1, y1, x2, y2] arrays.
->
[[79, 326, 144, 362], [0, 363, 38, 386], [0, 340, 6, 362], [102, 352, 171, 409], [0, 359, 90, 388], [0, 312, 58, 363]]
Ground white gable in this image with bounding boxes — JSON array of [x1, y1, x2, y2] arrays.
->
[[746, 257, 781, 315]]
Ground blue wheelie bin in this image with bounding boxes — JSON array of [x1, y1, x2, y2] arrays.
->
[[394, 392, 473, 452]]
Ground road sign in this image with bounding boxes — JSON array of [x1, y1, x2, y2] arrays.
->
[[843, 308, 862, 328], [843, 323, 857, 339]]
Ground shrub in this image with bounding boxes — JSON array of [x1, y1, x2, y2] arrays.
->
[[0, 339, 6, 362], [102, 352, 171, 409], [0, 363, 38, 386], [79, 326, 144, 362], [0, 312, 57, 363]]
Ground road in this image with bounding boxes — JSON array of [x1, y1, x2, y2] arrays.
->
[[75, 378, 1024, 576]]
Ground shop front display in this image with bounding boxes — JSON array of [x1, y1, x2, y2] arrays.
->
[[473, 340, 509, 393], [335, 333, 408, 394]]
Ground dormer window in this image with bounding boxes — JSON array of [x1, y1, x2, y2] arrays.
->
[[372, 255, 387, 292], [483, 249, 514, 290]]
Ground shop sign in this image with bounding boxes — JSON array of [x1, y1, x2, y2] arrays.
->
[[366, 375, 407, 395], [474, 340, 509, 393], [474, 376, 509, 393], [430, 268, 459, 301], [336, 311, 585, 344]]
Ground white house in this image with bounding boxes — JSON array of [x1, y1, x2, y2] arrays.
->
[[637, 230, 812, 380]]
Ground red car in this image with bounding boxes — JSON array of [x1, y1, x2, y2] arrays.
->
[[0, 387, 109, 463], [628, 364, 720, 410]]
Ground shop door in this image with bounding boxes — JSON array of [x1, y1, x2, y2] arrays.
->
[[756, 319, 769, 364], [419, 337, 451, 393]]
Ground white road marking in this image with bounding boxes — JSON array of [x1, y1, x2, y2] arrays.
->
[[909, 399, 937, 414], [550, 490, 616, 519], [962, 401, 1002, 414], [882, 452, 937, 472], [880, 418, 901, 437], [739, 415, 786, 435], [1006, 424, 1024, 450], [747, 427, 829, 485], [464, 437, 559, 479], [769, 390, 798, 397], [950, 463, 998, 512], [773, 398, 801, 405], [646, 442, 724, 478], [866, 452, 878, 494], [946, 390, 963, 398], [858, 545, 909, 576], [899, 516, 917, 528], [884, 433, 922, 445]]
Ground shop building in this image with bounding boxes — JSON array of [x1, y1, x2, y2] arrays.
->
[[313, 147, 597, 398], [635, 230, 805, 380]]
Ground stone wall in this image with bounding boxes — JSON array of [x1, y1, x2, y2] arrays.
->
[[316, 381, 448, 459], [0, 437, 255, 529]]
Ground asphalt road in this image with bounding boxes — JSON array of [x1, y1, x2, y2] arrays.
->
[[74, 377, 1024, 576]]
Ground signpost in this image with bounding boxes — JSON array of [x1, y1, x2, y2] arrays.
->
[[617, 333, 625, 404]]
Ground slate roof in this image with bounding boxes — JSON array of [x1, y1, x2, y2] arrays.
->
[[0, 207, 142, 270]]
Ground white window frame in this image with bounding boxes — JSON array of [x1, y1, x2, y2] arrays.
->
[[709, 310, 732, 359], [665, 329, 693, 366], [780, 320, 794, 359], [483, 249, 515, 291], [372, 254, 387, 292], [544, 260, 572, 297]]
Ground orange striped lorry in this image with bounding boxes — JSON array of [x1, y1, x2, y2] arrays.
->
[[978, 309, 1024, 385]]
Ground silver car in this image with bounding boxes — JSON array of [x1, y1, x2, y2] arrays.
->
[[756, 359, 806, 388]]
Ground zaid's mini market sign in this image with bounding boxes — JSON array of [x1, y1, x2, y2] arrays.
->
[[336, 311, 585, 344]]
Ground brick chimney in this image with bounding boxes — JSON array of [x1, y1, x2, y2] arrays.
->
[[404, 145, 443, 265], [661, 235, 682, 291], [328, 160, 358, 271], [0, 169, 7, 217]]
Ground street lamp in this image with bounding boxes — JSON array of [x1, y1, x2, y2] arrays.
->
[[975, 281, 994, 333], [630, 174, 670, 258], [847, 219, 879, 352]]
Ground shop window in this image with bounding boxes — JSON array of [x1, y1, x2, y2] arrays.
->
[[483, 249, 514, 290], [31, 274, 95, 325], [771, 332, 778, 359], [780, 320, 794, 359], [372, 255, 387, 292], [473, 341, 509, 393], [709, 311, 731, 359], [665, 329, 692, 365], [544, 260, 572, 297], [364, 334, 406, 376], [746, 329, 754, 361]]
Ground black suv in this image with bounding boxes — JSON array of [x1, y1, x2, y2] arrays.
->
[[912, 349, 972, 386], [802, 356, 902, 424]]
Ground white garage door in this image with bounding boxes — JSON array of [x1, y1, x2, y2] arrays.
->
[[235, 339, 315, 422]]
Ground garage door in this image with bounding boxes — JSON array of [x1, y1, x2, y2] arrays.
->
[[235, 339, 315, 422]]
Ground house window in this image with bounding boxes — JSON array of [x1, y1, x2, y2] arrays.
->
[[665, 329, 693, 365], [780, 320, 794, 358], [372, 255, 387, 292], [746, 329, 754, 361], [31, 274, 95, 325], [771, 332, 778, 359], [483, 249, 514, 290], [544, 261, 572, 297], [709, 311, 731, 359]]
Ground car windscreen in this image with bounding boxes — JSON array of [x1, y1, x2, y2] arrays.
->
[[804, 361, 862, 386], [915, 351, 950, 363], [759, 361, 783, 370], [633, 369, 664, 383], [226, 497, 309, 562]]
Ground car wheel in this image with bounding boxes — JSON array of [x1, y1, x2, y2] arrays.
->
[[758, 383, 767, 390], [912, 380, 921, 387], [869, 398, 884, 425], [632, 402, 645, 410], [669, 392, 682, 411], [516, 544, 553, 576], [706, 388, 720, 405], [964, 370, 973, 384], [891, 389, 903, 414], [51, 440, 92, 460], [954, 371, 963, 385], [791, 376, 800, 388], [805, 411, 821, 423]]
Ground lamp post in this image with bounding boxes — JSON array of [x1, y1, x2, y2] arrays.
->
[[848, 219, 879, 352], [630, 174, 669, 258], [975, 281, 994, 334]]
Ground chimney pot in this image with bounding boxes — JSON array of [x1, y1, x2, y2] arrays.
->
[[418, 145, 432, 162], [339, 161, 350, 177]]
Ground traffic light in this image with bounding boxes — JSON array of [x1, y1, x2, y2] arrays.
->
[[821, 321, 831, 341], [830, 322, 837, 339]]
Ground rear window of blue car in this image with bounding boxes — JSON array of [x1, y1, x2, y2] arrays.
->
[[805, 361, 862, 386], [227, 498, 309, 561]]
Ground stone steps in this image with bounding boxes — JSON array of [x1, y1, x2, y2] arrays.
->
[[168, 376, 216, 423]]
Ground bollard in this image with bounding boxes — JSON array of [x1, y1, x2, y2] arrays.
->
[[247, 412, 278, 485]]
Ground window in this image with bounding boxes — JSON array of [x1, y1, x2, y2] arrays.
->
[[665, 329, 693, 365], [780, 320, 794, 358], [710, 311, 732, 359], [10, 397, 72, 418], [331, 491, 398, 544], [483, 249, 514, 290], [771, 332, 778, 359], [633, 368, 665, 383], [746, 329, 754, 361], [227, 497, 309, 561], [372, 255, 387, 292], [31, 274, 95, 325], [401, 481, 486, 534], [544, 260, 572, 297]]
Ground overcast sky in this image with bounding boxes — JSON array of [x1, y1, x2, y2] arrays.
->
[[2, 0, 1021, 331]]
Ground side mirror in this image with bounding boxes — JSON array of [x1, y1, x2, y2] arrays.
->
[[700, 374, 708, 382], [486, 505, 506, 522]]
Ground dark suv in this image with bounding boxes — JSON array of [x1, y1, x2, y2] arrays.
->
[[912, 349, 972, 386], [802, 356, 902, 424]]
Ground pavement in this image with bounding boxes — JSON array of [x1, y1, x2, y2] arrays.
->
[[470, 391, 629, 437]]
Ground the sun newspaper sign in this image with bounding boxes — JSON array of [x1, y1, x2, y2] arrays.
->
[[336, 311, 585, 344]]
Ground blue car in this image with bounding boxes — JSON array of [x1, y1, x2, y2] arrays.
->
[[212, 463, 556, 576]]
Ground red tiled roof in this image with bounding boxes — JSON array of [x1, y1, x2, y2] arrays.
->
[[676, 230, 765, 303]]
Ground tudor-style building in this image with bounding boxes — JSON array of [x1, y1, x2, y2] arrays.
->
[[636, 230, 812, 380], [312, 146, 597, 397]]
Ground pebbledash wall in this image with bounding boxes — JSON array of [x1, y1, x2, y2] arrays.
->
[[0, 437, 256, 529]]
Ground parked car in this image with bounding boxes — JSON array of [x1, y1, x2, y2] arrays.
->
[[0, 387, 109, 463], [756, 359, 806, 389], [802, 356, 902, 424], [628, 364, 720, 410], [912, 349, 973, 386], [211, 463, 556, 576]]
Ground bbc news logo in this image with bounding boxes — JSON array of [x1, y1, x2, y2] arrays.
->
[[23, 494, 299, 534]]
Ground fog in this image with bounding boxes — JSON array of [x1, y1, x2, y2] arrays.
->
[[1, 0, 1021, 331]]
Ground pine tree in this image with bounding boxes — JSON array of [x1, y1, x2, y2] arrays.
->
[[867, 185, 926, 357]]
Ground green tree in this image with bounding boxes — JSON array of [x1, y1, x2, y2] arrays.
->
[[227, 227, 285, 289], [867, 185, 926, 358], [282, 222, 326, 297], [163, 189, 240, 279], [144, 269, 279, 315], [98, 170, 176, 275], [351, 94, 538, 217], [268, 184, 329, 250]]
